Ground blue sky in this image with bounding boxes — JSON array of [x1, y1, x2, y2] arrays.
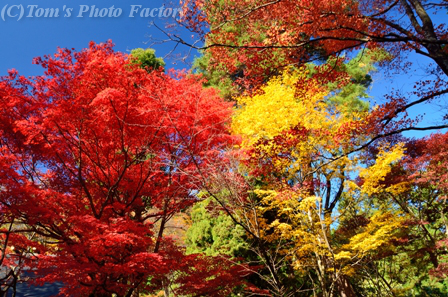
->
[[0, 0, 195, 76], [368, 51, 448, 138], [1, 0, 446, 139]]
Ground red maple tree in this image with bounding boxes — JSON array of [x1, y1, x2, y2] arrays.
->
[[178, 0, 448, 133], [180, 0, 448, 80], [0, 41, 246, 296]]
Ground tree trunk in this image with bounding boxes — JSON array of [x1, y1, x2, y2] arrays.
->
[[336, 275, 357, 297]]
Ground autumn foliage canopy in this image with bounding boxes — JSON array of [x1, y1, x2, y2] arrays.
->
[[1, 0, 448, 295], [0, 41, 247, 297]]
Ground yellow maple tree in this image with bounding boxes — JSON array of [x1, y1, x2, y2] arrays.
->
[[231, 68, 407, 297]]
